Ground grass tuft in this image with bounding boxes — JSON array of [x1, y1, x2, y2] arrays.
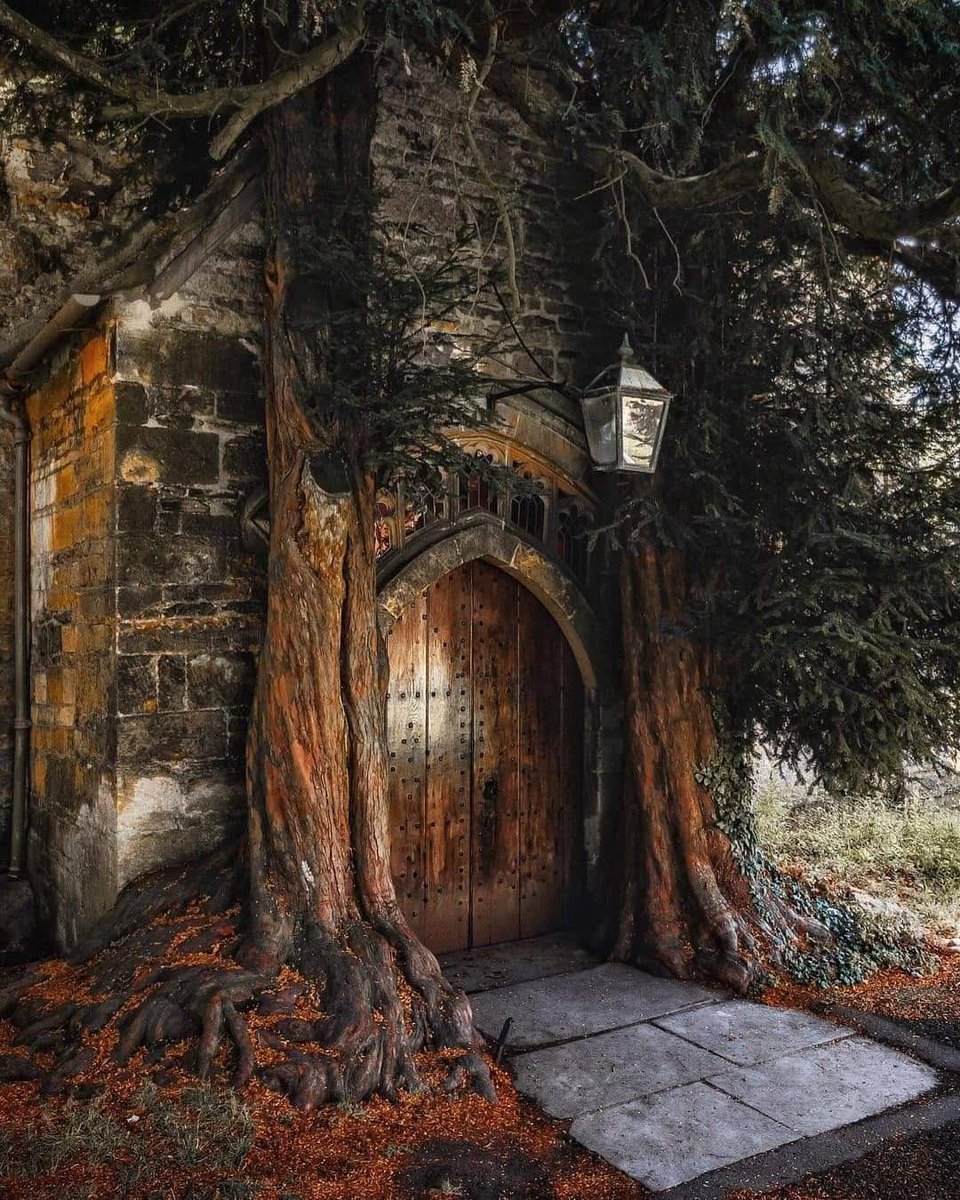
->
[[0, 1098, 125, 1177], [756, 781, 960, 936]]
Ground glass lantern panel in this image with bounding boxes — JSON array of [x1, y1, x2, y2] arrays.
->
[[581, 391, 618, 466], [620, 394, 667, 471]]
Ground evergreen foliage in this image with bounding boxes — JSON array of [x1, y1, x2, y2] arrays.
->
[[559, 1, 960, 793]]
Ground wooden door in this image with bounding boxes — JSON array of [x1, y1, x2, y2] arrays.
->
[[386, 560, 584, 953]]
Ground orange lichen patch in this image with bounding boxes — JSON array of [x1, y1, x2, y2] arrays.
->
[[0, 905, 648, 1200], [77, 333, 110, 388]]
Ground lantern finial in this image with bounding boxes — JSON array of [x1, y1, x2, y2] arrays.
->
[[618, 332, 635, 364]]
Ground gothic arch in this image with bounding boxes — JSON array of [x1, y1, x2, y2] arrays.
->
[[376, 520, 622, 924], [377, 522, 606, 693]]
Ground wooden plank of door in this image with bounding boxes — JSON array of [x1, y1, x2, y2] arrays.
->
[[423, 567, 472, 952], [385, 590, 428, 941], [561, 635, 586, 923], [470, 561, 521, 947], [518, 584, 566, 938]]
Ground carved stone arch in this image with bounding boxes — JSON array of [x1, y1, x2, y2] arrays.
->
[[377, 522, 606, 693]]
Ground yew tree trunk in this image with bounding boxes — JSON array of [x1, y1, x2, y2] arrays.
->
[[236, 48, 485, 1104], [613, 538, 824, 993]]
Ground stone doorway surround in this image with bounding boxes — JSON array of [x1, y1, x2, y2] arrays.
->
[[441, 935, 942, 1194]]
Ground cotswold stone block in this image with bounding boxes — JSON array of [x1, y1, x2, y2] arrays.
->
[[35, 617, 65, 666], [222, 432, 266, 482], [149, 386, 216, 429], [116, 655, 158, 715], [187, 652, 255, 710], [116, 425, 220, 486], [117, 585, 164, 618], [116, 328, 259, 394], [216, 390, 263, 426], [114, 381, 150, 425], [116, 770, 244, 887], [180, 509, 239, 542], [117, 615, 262, 656], [158, 655, 187, 712], [118, 534, 224, 589], [116, 484, 158, 533], [117, 710, 227, 764]]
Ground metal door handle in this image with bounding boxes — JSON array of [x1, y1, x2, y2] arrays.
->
[[479, 774, 498, 852]]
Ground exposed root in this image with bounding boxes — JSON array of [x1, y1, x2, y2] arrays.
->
[[619, 852, 844, 995], [0, 851, 496, 1111], [442, 1051, 497, 1102]]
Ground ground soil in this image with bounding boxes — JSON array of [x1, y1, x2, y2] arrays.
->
[[732, 1119, 960, 1200], [762, 952, 960, 1050], [3, 897, 959, 1200], [0, 900, 647, 1200]]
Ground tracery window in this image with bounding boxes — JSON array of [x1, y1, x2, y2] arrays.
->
[[457, 450, 500, 517], [404, 483, 445, 539], [374, 435, 597, 582], [510, 486, 546, 540], [557, 501, 591, 581]]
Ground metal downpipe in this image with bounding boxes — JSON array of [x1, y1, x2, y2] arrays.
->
[[0, 395, 30, 876]]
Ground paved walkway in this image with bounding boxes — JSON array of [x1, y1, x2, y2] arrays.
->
[[440, 935, 940, 1193]]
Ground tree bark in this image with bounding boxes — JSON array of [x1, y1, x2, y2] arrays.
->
[[613, 538, 826, 993], [233, 45, 486, 1105]]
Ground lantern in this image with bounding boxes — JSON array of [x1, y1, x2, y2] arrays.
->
[[581, 335, 672, 473]]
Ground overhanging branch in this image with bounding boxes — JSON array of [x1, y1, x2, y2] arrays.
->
[[0, 1, 366, 160], [0, 0, 129, 98], [489, 59, 960, 297]]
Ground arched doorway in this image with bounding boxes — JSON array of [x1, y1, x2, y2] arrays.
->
[[387, 559, 585, 954]]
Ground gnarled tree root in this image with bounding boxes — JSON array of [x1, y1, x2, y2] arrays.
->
[[0, 853, 495, 1109]]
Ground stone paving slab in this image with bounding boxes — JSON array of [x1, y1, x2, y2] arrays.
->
[[439, 933, 596, 994], [469, 962, 719, 1047], [570, 1081, 799, 1192], [512, 1021, 732, 1118], [655, 998, 853, 1065], [708, 1035, 940, 1137]]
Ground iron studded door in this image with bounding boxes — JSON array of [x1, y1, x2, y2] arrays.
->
[[386, 560, 583, 952]]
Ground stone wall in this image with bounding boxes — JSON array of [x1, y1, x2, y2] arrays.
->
[[375, 57, 607, 420], [18, 63, 618, 944], [26, 333, 118, 945], [109, 229, 266, 889]]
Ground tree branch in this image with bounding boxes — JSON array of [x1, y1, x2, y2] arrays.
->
[[488, 59, 960, 296], [839, 234, 960, 305], [0, 1, 366, 160], [0, 0, 130, 98], [208, 5, 365, 160], [801, 148, 960, 241]]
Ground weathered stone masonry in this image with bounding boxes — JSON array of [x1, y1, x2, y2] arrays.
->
[[24, 217, 268, 944], [26, 333, 118, 945]]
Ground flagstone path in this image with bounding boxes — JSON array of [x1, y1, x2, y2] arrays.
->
[[441, 935, 941, 1193]]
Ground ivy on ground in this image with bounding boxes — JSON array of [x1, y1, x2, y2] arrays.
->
[[698, 724, 936, 990]]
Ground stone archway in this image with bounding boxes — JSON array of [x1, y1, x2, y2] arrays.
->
[[378, 523, 606, 692], [378, 521, 621, 941]]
